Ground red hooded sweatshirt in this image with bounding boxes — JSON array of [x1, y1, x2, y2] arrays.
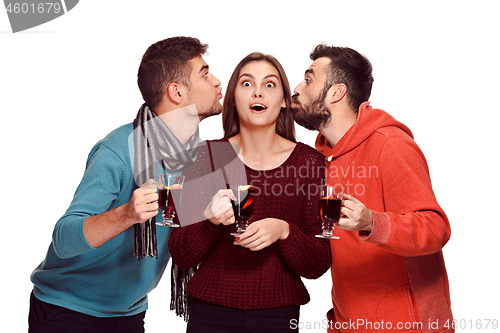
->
[[317, 102, 453, 333]]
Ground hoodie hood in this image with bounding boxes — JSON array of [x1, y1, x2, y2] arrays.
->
[[315, 101, 413, 158]]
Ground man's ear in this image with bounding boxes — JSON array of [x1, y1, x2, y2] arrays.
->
[[328, 83, 347, 104], [166, 83, 182, 104]]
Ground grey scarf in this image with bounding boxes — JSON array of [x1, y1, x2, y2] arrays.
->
[[132, 103, 199, 259]]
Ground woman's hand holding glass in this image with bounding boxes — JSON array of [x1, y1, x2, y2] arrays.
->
[[204, 189, 237, 226], [233, 218, 289, 251]]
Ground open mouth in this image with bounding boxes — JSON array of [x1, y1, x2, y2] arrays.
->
[[250, 103, 267, 112]]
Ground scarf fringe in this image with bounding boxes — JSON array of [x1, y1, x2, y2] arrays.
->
[[133, 218, 158, 260], [170, 264, 197, 321]]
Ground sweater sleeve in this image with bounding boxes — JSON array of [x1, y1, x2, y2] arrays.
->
[[278, 151, 332, 279], [359, 138, 450, 256], [52, 144, 126, 259], [279, 223, 331, 279], [169, 220, 222, 270]]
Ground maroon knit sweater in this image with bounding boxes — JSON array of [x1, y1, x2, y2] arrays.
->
[[168, 139, 331, 310]]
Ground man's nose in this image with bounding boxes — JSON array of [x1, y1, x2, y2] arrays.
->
[[293, 82, 302, 95], [210, 73, 221, 87]]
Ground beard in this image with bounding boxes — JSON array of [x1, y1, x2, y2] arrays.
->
[[292, 85, 331, 131], [198, 103, 222, 120], [188, 92, 223, 121]]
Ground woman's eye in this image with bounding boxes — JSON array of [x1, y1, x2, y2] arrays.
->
[[265, 82, 275, 88], [242, 81, 252, 87]]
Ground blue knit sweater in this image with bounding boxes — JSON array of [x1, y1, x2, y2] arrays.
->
[[31, 123, 175, 317]]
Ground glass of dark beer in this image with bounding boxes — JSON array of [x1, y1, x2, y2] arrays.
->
[[230, 185, 254, 236], [315, 185, 343, 239], [156, 174, 185, 227]]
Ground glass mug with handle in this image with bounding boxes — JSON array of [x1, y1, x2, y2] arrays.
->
[[316, 185, 343, 239], [156, 174, 185, 227], [230, 185, 254, 236]]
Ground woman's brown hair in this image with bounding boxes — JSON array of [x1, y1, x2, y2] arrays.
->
[[222, 52, 296, 142]]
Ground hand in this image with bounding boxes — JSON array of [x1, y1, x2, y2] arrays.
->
[[233, 218, 289, 251], [125, 186, 159, 224], [204, 189, 236, 226], [338, 194, 373, 232]]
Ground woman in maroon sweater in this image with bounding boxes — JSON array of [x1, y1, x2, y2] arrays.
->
[[169, 53, 331, 333]]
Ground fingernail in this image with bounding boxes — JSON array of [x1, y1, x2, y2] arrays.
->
[[231, 195, 237, 201], [235, 237, 240, 242]]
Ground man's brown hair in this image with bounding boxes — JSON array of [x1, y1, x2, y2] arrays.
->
[[138, 37, 208, 110], [311, 44, 373, 111]]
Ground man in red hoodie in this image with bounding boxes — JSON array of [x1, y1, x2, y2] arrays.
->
[[291, 44, 453, 333]]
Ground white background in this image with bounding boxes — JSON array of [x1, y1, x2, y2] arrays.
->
[[1, 0, 499, 332]]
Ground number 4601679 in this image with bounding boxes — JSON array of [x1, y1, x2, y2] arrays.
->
[[5, 2, 62, 14], [445, 319, 498, 330]]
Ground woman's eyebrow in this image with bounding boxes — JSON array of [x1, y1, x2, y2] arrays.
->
[[239, 73, 279, 80]]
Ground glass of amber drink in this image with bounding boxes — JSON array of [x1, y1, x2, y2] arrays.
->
[[156, 174, 184, 227], [230, 185, 254, 236], [316, 185, 343, 239]]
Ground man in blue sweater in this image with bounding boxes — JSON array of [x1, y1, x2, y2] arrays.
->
[[29, 37, 223, 333]]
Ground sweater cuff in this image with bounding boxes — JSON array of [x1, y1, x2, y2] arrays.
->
[[52, 216, 95, 259], [278, 223, 299, 252], [359, 210, 392, 245], [195, 219, 222, 235]]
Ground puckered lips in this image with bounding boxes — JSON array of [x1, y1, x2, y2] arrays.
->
[[250, 103, 267, 113]]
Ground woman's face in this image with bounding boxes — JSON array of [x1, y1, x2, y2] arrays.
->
[[234, 60, 286, 130]]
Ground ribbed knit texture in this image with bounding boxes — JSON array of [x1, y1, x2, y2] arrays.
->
[[169, 139, 331, 310]]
